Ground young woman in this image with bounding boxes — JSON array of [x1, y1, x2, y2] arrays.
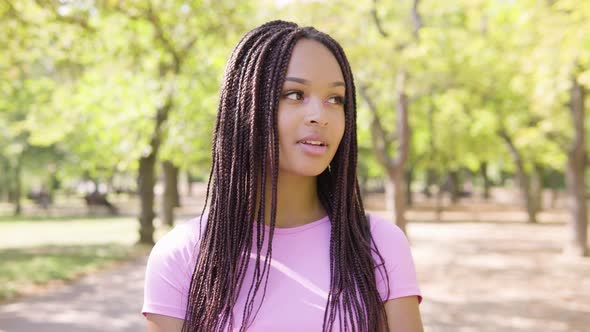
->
[[142, 20, 423, 332]]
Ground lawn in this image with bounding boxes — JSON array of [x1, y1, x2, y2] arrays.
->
[[0, 216, 169, 302]]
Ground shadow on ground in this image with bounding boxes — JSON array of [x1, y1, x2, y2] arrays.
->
[[0, 257, 146, 332]]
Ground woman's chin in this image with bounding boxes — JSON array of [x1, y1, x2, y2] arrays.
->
[[280, 164, 330, 177]]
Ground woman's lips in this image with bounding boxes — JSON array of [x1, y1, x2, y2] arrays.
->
[[297, 142, 328, 156]]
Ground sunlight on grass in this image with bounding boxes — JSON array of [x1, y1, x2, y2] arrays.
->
[[0, 216, 171, 249], [0, 244, 150, 302], [0, 216, 175, 302]]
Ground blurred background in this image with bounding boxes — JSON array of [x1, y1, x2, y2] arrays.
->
[[0, 0, 589, 331]]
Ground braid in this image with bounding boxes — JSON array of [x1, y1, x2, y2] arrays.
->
[[240, 29, 296, 330], [182, 20, 391, 332]]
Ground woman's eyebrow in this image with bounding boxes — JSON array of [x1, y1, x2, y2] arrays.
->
[[285, 77, 345, 87]]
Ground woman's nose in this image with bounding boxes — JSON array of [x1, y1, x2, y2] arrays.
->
[[304, 98, 328, 127]]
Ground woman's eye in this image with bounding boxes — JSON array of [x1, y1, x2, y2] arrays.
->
[[327, 96, 344, 105], [284, 91, 303, 101]]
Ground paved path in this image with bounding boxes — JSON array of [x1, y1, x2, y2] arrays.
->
[[0, 257, 147, 332]]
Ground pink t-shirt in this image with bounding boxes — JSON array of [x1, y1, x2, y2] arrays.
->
[[142, 213, 422, 330]]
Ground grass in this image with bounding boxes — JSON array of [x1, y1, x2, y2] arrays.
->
[[0, 244, 149, 301], [0, 216, 143, 248], [0, 215, 170, 302]]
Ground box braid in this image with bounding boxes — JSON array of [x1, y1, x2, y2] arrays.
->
[[182, 20, 391, 332]]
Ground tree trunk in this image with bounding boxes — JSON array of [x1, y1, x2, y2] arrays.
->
[[359, 172, 369, 201], [385, 179, 394, 217], [548, 170, 560, 209], [359, 70, 410, 234], [132, 7, 196, 244], [480, 161, 491, 200], [405, 168, 413, 207], [12, 153, 22, 216], [387, 168, 407, 233], [564, 72, 587, 257], [448, 170, 460, 204], [0, 157, 6, 201], [174, 172, 180, 208], [531, 164, 543, 213], [137, 96, 173, 245], [186, 170, 193, 197], [357, 152, 369, 199], [0, 162, 7, 202], [364, 0, 420, 236], [48, 170, 58, 203], [435, 176, 444, 222], [106, 174, 114, 195], [550, 188, 559, 209], [90, 177, 99, 193], [390, 70, 410, 233], [424, 85, 437, 201], [498, 129, 538, 223], [523, 179, 539, 224], [138, 154, 157, 244], [0, 177, 5, 202], [499, 170, 508, 186], [422, 168, 436, 198], [162, 161, 180, 227]]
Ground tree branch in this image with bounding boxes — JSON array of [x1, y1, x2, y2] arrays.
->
[[371, 0, 389, 38], [145, 1, 181, 72], [392, 70, 410, 168], [180, 37, 197, 58], [411, 0, 423, 41], [569, 67, 586, 167], [498, 127, 525, 173], [358, 84, 393, 168], [114, 1, 197, 73]]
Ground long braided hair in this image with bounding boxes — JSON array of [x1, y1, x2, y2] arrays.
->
[[182, 20, 390, 331]]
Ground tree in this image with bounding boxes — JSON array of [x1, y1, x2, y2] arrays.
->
[[352, 0, 421, 233], [5, 1, 250, 244], [0, 1, 65, 214], [518, 0, 590, 256]]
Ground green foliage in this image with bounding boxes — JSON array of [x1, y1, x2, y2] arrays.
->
[[2, 0, 590, 196], [1, 1, 253, 187], [262, 0, 590, 188]]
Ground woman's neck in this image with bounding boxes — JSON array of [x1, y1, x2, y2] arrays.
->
[[262, 171, 326, 228]]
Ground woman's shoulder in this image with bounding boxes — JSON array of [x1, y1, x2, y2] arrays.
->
[[366, 212, 423, 303], [366, 212, 415, 265], [143, 215, 206, 319], [147, 215, 206, 269], [367, 212, 407, 243]]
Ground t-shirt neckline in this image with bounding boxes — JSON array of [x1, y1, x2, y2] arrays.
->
[[263, 214, 330, 235]]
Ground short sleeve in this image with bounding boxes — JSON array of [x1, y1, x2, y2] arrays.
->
[[141, 218, 201, 320], [369, 214, 423, 304]]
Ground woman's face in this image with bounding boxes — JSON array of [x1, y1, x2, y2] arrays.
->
[[276, 38, 346, 177]]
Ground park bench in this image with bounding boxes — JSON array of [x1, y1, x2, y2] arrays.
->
[[26, 190, 52, 209], [84, 192, 118, 215]]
